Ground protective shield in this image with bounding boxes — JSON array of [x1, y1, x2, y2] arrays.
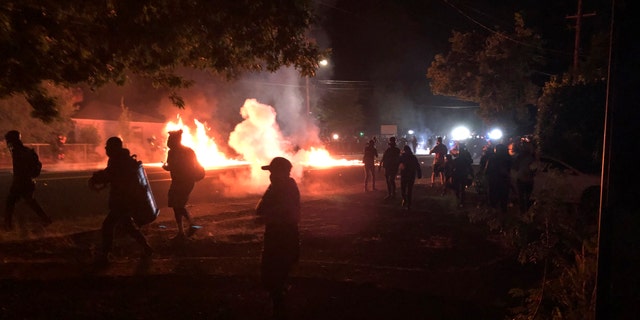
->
[[132, 162, 159, 226]]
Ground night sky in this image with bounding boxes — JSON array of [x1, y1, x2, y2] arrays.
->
[[81, 0, 611, 139]]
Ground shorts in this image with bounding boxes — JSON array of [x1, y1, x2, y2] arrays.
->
[[433, 163, 445, 174], [168, 181, 195, 208]]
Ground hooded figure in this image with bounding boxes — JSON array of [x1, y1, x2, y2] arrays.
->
[[88, 137, 152, 265], [398, 145, 422, 209], [256, 157, 300, 319], [379, 137, 401, 199], [4, 130, 51, 230], [162, 130, 202, 240]]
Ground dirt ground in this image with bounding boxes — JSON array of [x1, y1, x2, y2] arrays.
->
[[0, 171, 534, 320]]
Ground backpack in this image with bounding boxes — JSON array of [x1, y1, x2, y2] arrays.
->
[[191, 160, 205, 182], [27, 148, 42, 178]]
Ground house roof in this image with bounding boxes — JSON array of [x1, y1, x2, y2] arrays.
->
[[72, 103, 166, 123]]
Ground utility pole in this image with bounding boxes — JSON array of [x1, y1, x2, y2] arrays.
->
[[566, 0, 596, 74]]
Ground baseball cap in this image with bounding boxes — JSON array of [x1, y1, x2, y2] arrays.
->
[[261, 157, 292, 173]]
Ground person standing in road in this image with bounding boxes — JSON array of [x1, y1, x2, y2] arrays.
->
[[398, 145, 422, 210], [379, 137, 401, 200], [429, 136, 448, 188], [162, 130, 202, 240], [88, 137, 153, 265], [3, 130, 52, 231], [362, 139, 378, 192], [256, 157, 301, 320]]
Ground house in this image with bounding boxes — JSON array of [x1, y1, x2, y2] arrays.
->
[[71, 103, 168, 162]]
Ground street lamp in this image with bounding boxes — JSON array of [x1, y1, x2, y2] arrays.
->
[[306, 59, 329, 115]]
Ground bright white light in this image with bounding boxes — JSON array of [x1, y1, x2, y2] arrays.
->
[[332, 133, 339, 140], [407, 130, 414, 135], [487, 128, 503, 140], [451, 126, 471, 141], [319, 59, 328, 67]]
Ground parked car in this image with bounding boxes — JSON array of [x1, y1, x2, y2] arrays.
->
[[531, 156, 601, 211]]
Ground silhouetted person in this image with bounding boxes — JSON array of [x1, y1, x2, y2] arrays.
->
[[4, 130, 51, 231], [162, 130, 202, 240], [429, 136, 448, 187], [411, 135, 418, 154], [485, 144, 512, 216], [88, 137, 152, 265], [513, 139, 536, 213], [379, 137, 401, 200], [362, 139, 378, 192], [398, 145, 422, 210], [451, 144, 474, 207], [442, 154, 455, 196], [256, 157, 300, 320]]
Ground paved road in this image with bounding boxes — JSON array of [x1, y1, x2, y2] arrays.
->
[[0, 157, 522, 320]]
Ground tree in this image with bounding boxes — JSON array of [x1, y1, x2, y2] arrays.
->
[[0, 82, 77, 144], [427, 13, 544, 134], [0, 0, 323, 122], [315, 90, 365, 138]]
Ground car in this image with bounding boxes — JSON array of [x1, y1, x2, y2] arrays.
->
[[530, 156, 601, 210]]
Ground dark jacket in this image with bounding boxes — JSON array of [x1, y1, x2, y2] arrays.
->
[[164, 145, 199, 183], [10, 143, 39, 181], [399, 152, 422, 180], [256, 176, 301, 265], [89, 148, 139, 210], [381, 146, 401, 172]]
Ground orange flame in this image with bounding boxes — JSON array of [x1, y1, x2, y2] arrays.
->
[[164, 116, 246, 168]]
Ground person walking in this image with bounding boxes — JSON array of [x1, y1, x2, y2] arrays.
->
[[3, 130, 52, 231], [88, 137, 153, 265], [162, 130, 203, 240], [429, 136, 448, 187], [362, 139, 378, 192], [256, 157, 301, 320], [398, 145, 422, 210], [379, 137, 401, 200], [451, 143, 474, 207], [485, 144, 512, 216]]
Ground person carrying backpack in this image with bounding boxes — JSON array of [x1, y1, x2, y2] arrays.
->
[[3, 130, 51, 231], [162, 130, 203, 240]]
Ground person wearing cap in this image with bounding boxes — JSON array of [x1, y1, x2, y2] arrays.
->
[[362, 139, 378, 192], [3, 130, 52, 231], [379, 137, 401, 200], [429, 136, 448, 188], [88, 137, 153, 265], [256, 157, 300, 319]]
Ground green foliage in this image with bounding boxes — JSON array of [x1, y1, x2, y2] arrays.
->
[[427, 13, 544, 132], [0, 0, 323, 122], [75, 125, 100, 145], [0, 82, 76, 143], [535, 77, 605, 173], [469, 173, 598, 320], [315, 90, 365, 137]]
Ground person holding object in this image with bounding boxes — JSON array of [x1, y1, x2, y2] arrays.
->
[[256, 157, 300, 319], [88, 137, 152, 266]]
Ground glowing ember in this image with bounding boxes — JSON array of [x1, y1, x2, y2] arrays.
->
[[164, 116, 246, 168]]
